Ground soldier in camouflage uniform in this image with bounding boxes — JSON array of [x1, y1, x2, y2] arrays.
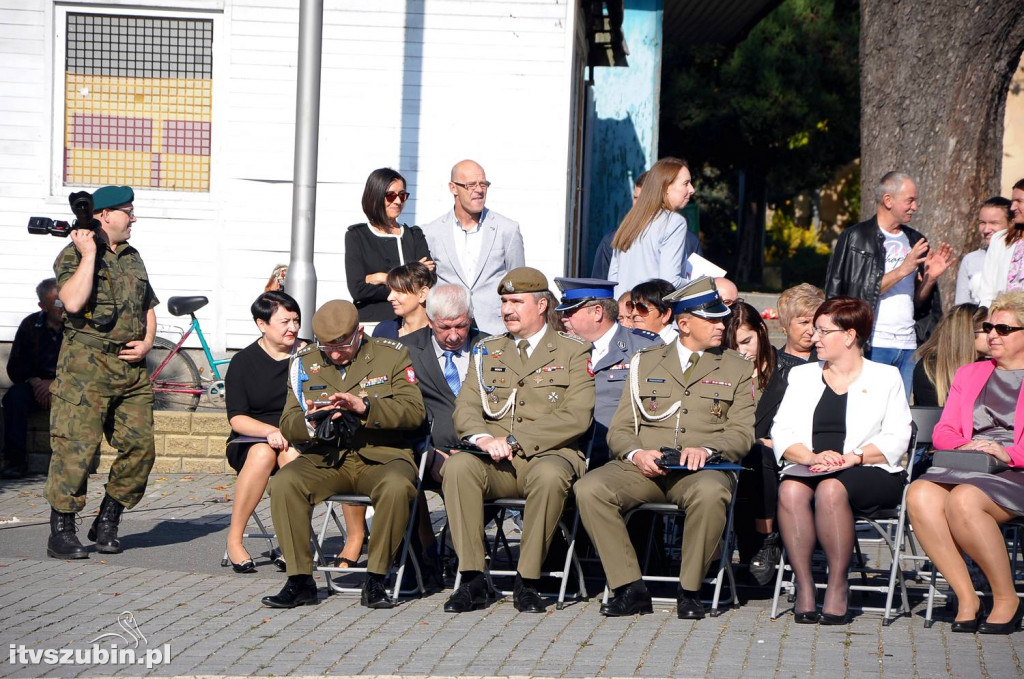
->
[[261, 300, 426, 610], [44, 186, 159, 559]]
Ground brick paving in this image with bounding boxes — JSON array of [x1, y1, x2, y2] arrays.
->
[[0, 473, 1022, 678]]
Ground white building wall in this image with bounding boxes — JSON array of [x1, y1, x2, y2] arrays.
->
[[0, 0, 578, 355]]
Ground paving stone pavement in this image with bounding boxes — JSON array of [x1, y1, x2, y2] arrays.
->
[[0, 473, 1022, 678]]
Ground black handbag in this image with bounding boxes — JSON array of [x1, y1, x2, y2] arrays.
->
[[931, 449, 1009, 475]]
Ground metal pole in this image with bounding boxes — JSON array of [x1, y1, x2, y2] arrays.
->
[[287, 0, 324, 339]]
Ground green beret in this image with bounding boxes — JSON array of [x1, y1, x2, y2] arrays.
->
[[497, 267, 549, 295], [91, 186, 134, 212], [312, 300, 359, 343]]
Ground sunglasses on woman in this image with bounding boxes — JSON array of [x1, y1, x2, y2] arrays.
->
[[981, 322, 1024, 336], [385, 191, 410, 203], [625, 300, 652, 317]]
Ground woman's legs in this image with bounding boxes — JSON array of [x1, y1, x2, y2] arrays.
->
[[906, 480, 981, 622], [946, 484, 1018, 623], [777, 479, 818, 613], [812, 479, 855, 616], [227, 444, 278, 564], [338, 504, 368, 564]]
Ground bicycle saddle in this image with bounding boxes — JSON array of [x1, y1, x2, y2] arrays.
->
[[167, 295, 209, 317]]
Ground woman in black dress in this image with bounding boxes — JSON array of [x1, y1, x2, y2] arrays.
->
[[224, 291, 303, 572], [345, 168, 434, 322]]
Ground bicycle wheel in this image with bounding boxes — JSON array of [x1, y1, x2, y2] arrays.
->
[[146, 337, 202, 411]]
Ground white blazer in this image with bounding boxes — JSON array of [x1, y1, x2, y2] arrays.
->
[[977, 229, 1018, 307], [770, 359, 911, 473]]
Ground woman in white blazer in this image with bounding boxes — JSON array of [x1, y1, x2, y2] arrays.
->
[[771, 297, 912, 624]]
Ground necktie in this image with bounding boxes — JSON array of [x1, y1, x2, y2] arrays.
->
[[518, 339, 530, 364], [682, 353, 699, 383], [442, 350, 461, 396]]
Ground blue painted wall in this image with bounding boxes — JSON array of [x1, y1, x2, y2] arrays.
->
[[582, 0, 663, 275]]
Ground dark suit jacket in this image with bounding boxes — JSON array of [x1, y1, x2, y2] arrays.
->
[[403, 326, 483, 449], [344, 223, 431, 321]]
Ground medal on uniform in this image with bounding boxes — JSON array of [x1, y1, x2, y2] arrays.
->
[[533, 374, 545, 385], [548, 392, 559, 403], [710, 399, 722, 418], [308, 363, 321, 374], [358, 378, 368, 398], [489, 393, 499, 403], [649, 397, 659, 412]]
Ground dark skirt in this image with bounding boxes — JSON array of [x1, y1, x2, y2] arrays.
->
[[918, 466, 1024, 517], [782, 466, 907, 516], [226, 436, 278, 475]]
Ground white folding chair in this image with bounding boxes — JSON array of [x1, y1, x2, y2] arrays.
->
[[771, 422, 919, 625], [311, 451, 428, 599], [598, 463, 743, 617]]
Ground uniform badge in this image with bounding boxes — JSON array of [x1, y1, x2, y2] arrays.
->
[[701, 379, 733, 387], [548, 392, 559, 403], [364, 375, 389, 387], [491, 350, 503, 358], [308, 363, 322, 374], [503, 279, 514, 292], [358, 379, 369, 398], [586, 359, 594, 377], [489, 393, 499, 403], [405, 367, 417, 383], [649, 398, 659, 412], [617, 340, 626, 350], [533, 375, 545, 385], [710, 399, 723, 418]]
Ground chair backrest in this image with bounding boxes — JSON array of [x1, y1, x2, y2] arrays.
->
[[910, 406, 943, 448]]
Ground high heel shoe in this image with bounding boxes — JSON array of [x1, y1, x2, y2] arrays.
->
[[951, 605, 985, 633], [819, 611, 851, 625], [793, 609, 820, 624], [270, 548, 286, 572], [229, 557, 256, 574], [978, 601, 1024, 635]]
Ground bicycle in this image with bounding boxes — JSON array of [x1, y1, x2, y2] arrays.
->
[[146, 295, 230, 411]]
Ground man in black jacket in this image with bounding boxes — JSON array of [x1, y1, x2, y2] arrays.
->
[[824, 171, 954, 398]]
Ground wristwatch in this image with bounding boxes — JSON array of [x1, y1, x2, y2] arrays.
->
[[361, 396, 371, 414], [506, 434, 522, 453], [851, 447, 864, 461]]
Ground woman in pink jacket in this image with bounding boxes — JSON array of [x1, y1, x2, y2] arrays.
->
[[907, 291, 1024, 635]]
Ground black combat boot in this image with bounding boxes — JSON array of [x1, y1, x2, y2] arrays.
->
[[87, 494, 125, 554], [47, 508, 88, 559]]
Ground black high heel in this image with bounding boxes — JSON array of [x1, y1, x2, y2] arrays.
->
[[978, 600, 1024, 635], [793, 609, 820, 624], [951, 609, 984, 633], [230, 557, 256, 574], [819, 611, 851, 625]]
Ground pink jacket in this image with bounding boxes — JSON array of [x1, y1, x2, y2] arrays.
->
[[933, 360, 1024, 467]]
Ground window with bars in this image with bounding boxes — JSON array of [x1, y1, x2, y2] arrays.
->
[[63, 13, 213, 191]]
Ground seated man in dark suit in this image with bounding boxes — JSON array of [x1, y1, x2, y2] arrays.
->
[[402, 284, 482, 587]]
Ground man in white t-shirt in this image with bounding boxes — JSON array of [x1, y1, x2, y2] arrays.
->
[[824, 172, 955, 399]]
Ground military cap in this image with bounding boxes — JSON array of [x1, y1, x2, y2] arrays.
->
[[312, 300, 359, 343], [664, 276, 731, 319], [91, 186, 135, 212], [497, 267, 549, 295], [553, 277, 617, 312]]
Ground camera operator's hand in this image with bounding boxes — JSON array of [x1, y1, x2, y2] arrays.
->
[[119, 338, 153, 363], [69, 227, 97, 258]]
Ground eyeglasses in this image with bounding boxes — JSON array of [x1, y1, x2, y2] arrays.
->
[[981, 322, 1024, 336], [451, 181, 492, 191], [115, 208, 135, 218], [385, 191, 410, 203], [561, 302, 598, 318], [812, 326, 845, 336], [319, 331, 361, 351], [625, 300, 653, 317]]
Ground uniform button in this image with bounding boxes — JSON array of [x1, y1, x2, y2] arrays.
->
[[519, 400, 525, 406], [682, 408, 688, 414], [516, 417, 523, 423], [679, 427, 686, 433], [374, 421, 381, 427], [684, 390, 690, 396], [518, 380, 525, 387], [652, 389, 658, 395], [534, 445, 540, 451]]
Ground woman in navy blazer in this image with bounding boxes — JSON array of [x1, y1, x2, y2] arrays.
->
[[907, 291, 1024, 634]]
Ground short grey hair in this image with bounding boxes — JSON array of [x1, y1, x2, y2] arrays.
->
[[596, 298, 618, 318], [875, 171, 914, 205], [36, 277, 57, 303], [425, 284, 473, 321]]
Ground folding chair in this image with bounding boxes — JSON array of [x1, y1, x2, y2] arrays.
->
[[219, 509, 278, 568], [599, 462, 743, 617], [771, 422, 919, 625], [311, 450, 429, 599], [450, 430, 597, 610]]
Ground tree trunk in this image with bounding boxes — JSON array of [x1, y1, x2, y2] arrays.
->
[[860, 1, 1024, 308], [735, 165, 766, 285]]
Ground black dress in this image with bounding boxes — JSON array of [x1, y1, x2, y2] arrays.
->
[[344, 223, 431, 321], [224, 340, 292, 473]]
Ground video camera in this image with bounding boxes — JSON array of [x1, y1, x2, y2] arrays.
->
[[27, 191, 100, 237]]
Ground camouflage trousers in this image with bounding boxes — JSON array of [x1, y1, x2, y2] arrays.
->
[[45, 341, 155, 513]]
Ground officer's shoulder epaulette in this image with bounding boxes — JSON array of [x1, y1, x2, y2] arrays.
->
[[293, 343, 320, 358], [720, 347, 749, 363], [635, 343, 664, 354], [557, 331, 587, 344], [480, 333, 508, 343], [631, 328, 659, 340], [371, 337, 405, 351]]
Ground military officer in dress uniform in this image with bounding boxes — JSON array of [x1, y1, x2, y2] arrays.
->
[[575, 276, 755, 619], [442, 267, 594, 613], [261, 300, 426, 610], [555, 277, 661, 468]]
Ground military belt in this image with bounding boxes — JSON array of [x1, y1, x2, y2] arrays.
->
[[65, 329, 125, 354]]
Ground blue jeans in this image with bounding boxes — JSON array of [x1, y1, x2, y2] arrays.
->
[[866, 345, 915, 402]]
